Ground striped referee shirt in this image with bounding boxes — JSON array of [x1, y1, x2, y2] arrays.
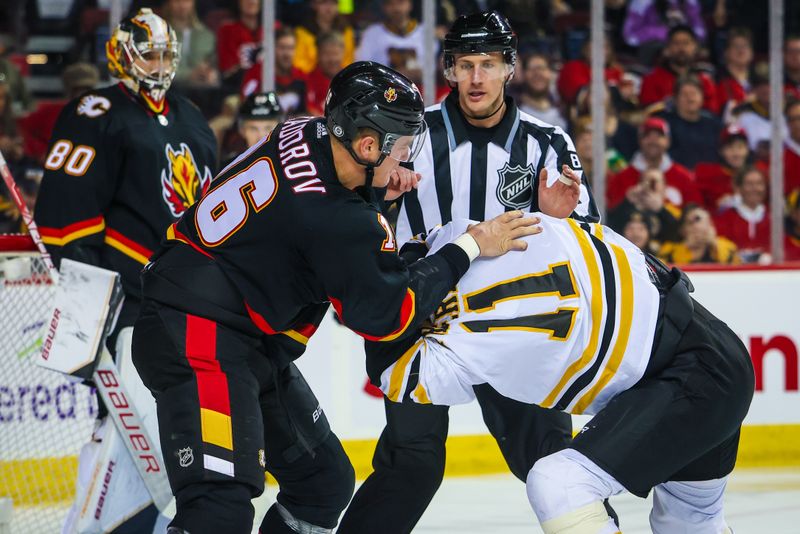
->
[[396, 93, 600, 245]]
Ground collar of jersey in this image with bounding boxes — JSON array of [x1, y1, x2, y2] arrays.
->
[[442, 93, 520, 153]]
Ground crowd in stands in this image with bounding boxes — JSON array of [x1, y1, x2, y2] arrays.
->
[[1, 0, 800, 265]]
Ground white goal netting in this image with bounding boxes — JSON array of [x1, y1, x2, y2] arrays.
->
[[0, 235, 96, 533]]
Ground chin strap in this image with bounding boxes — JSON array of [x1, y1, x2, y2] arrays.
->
[[364, 165, 375, 188]]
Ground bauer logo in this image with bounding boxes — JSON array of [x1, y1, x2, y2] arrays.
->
[[40, 308, 61, 361], [312, 405, 323, 423], [178, 446, 194, 467]]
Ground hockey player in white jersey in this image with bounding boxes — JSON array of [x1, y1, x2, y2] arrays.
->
[[372, 215, 754, 534]]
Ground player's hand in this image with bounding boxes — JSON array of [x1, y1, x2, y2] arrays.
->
[[538, 165, 581, 219], [467, 210, 542, 258], [385, 167, 422, 201]]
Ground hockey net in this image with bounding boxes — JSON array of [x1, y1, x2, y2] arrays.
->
[[0, 234, 96, 533]]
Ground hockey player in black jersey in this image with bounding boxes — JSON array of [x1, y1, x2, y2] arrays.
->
[[36, 7, 217, 344], [34, 8, 218, 532], [131, 61, 541, 534]]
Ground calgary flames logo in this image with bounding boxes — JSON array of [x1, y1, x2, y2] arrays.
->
[[384, 87, 397, 103], [160, 143, 212, 217]]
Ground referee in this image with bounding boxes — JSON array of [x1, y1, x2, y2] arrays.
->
[[339, 11, 605, 534]]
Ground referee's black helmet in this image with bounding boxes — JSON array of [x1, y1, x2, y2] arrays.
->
[[238, 91, 283, 121], [325, 61, 427, 168], [443, 11, 518, 77]]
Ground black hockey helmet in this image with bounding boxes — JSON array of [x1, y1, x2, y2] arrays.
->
[[325, 61, 427, 170], [238, 91, 283, 121], [443, 11, 517, 81]]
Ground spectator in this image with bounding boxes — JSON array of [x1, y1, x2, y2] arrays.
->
[[694, 124, 756, 211], [608, 167, 681, 244], [785, 35, 800, 100], [242, 26, 308, 115], [517, 53, 566, 130], [572, 86, 639, 161], [306, 32, 345, 116], [571, 115, 628, 183], [658, 75, 722, 170], [607, 117, 702, 213], [716, 27, 754, 114], [785, 190, 800, 261], [18, 62, 99, 164], [556, 36, 624, 107], [659, 203, 740, 264], [785, 99, 800, 197], [623, 0, 706, 49], [217, 0, 262, 95], [0, 34, 32, 114], [355, 0, 427, 84], [162, 0, 218, 88], [220, 91, 284, 166], [619, 209, 660, 255], [732, 66, 770, 161], [294, 0, 355, 74], [714, 166, 771, 263], [639, 25, 719, 114]]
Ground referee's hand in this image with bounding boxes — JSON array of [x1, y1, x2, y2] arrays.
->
[[538, 165, 581, 219], [467, 210, 542, 258]]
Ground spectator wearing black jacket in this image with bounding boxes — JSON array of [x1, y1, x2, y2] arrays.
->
[[658, 75, 722, 170]]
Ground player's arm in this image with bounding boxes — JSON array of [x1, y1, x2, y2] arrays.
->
[[35, 99, 116, 267], [540, 127, 601, 223], [309, 209, 538, 343]]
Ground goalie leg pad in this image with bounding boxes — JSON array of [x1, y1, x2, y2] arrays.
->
[[526, 448, 622, 534]]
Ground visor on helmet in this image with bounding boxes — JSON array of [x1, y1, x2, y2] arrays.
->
[[383, 121, 428, 163], [444, 52, 514, 83], [125, 39, 181, 91]]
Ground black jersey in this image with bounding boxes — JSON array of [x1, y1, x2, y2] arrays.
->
[[36, 83, 217, 299], [143, 117, 470, 367]]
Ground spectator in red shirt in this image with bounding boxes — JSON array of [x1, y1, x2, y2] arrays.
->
[[639, 25, 719, 114], [608, 167, 681, 244], [785, 35, 800, 100], [714, 166, 771, 263], [785, 99, 800, 197], [306, 32, 345, 117], [217, 0, 262, 95], [19, 62, 99, 163], [607, 116, 702, 212], [241, 26, 308, 116], [694, 124, 753, 212], [557, 36, 624, 107], [716, 27, 753, 116]]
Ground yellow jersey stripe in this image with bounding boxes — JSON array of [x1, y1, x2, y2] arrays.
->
[[387, 340, 423, 402], [104, 234, 149, 265], [282, 329, 309, 345], [541, 219, 604, 408], [41, 220, 106, 247], [572, 242, 634, 413], [200, 407, 233, 450]]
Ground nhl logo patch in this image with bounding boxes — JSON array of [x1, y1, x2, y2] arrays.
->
[[177, 446, 194, 467], [384, 87, 397, 103], [496, 163, 534, 209]]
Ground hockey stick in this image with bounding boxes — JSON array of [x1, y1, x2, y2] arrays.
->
[[0, 149, 58, 281], [0, 151, 172, 513]]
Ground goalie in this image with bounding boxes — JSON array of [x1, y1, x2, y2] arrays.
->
[[370, 216, 754, 534]]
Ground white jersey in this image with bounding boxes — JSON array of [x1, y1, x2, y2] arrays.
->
[[379, 216, 660, 416]]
